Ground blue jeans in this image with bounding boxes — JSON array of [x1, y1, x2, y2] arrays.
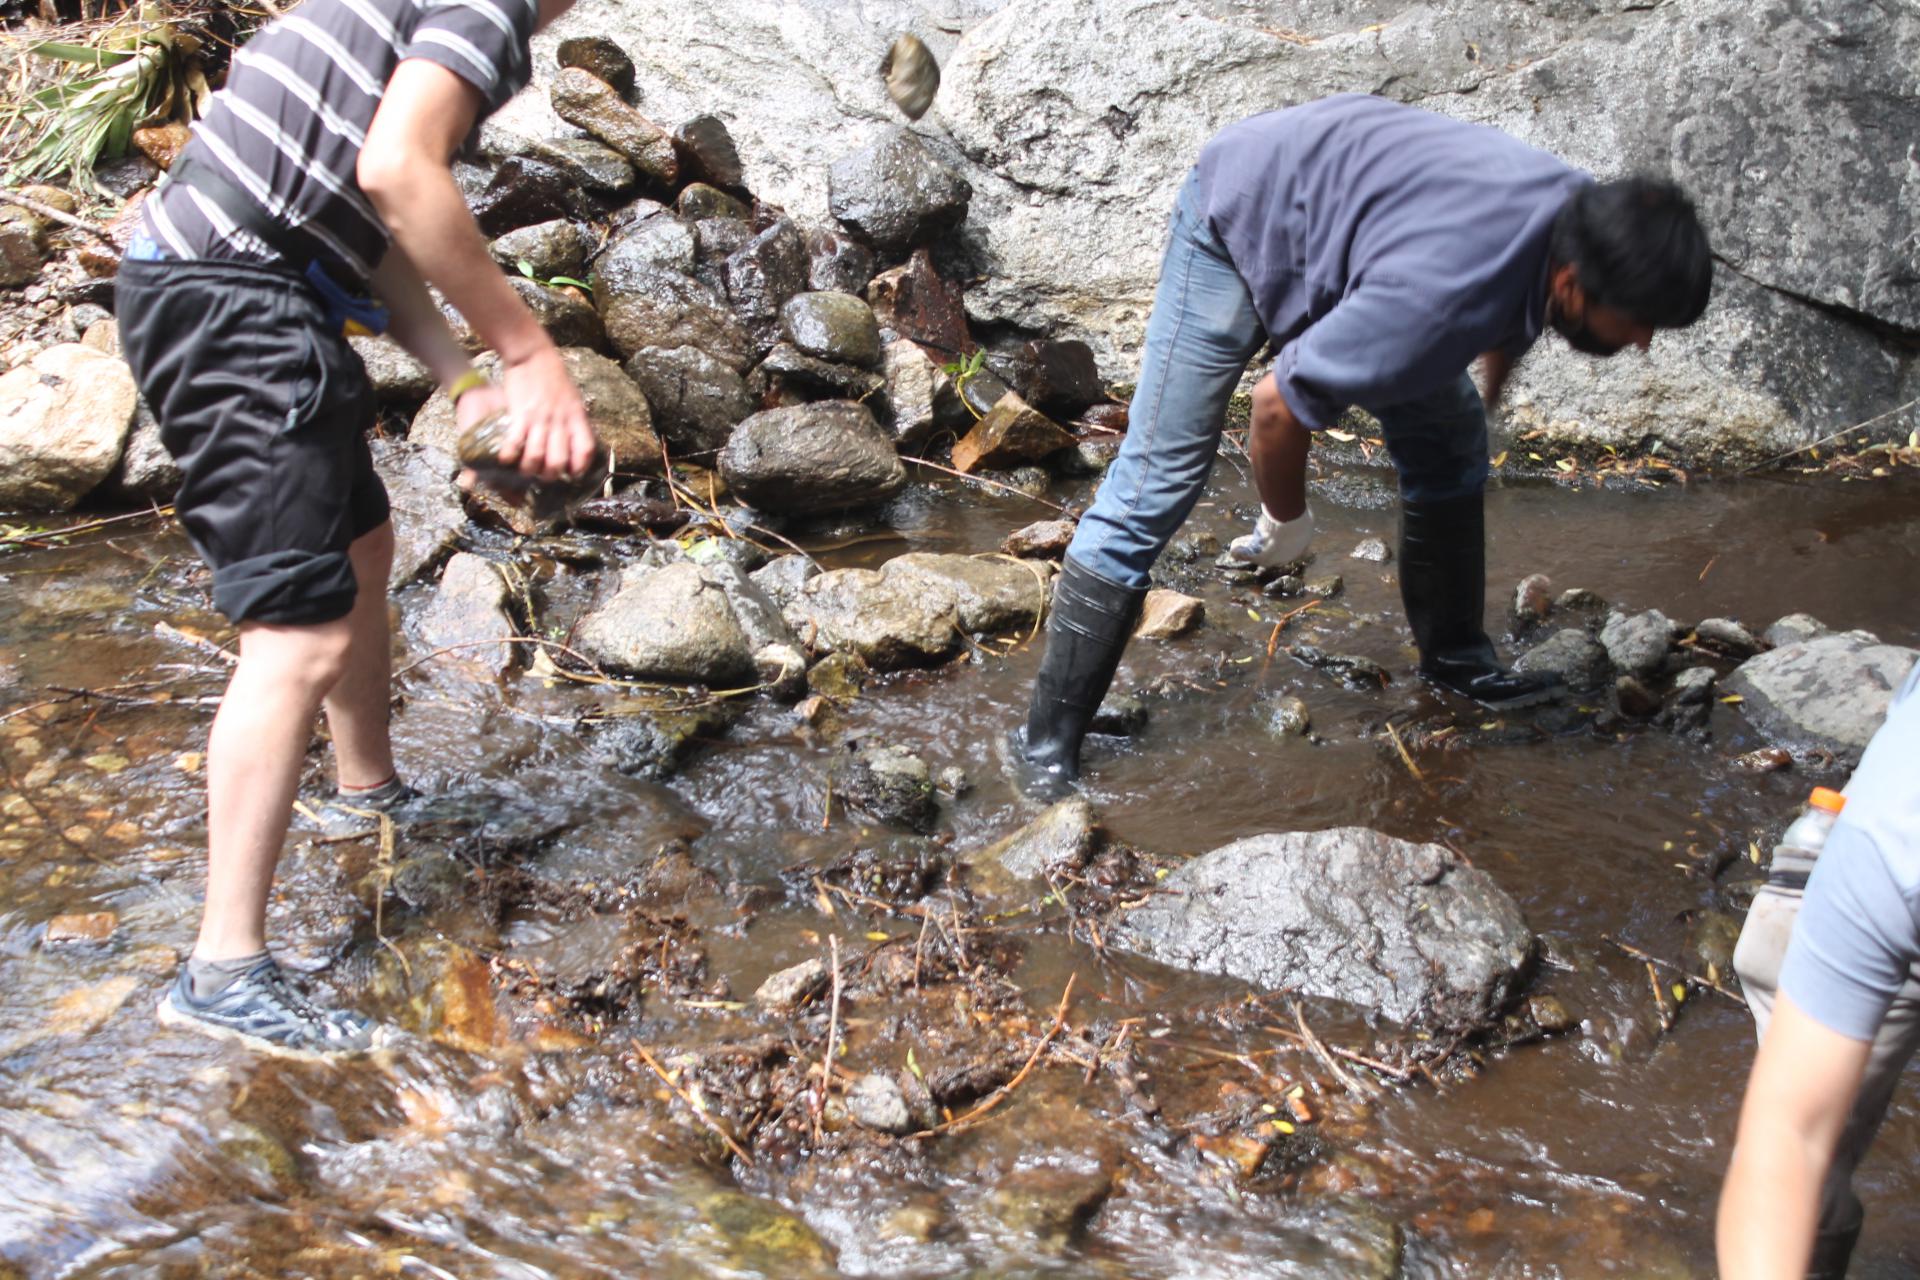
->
[[1068, 172, 1491, 589]]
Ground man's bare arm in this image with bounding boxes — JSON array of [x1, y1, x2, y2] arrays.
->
[[369, 244, 507, 440], [1249, 374, 1310, 521], [1717, 993, 1871, 1280], [1476, 348, 1515, 411], [357, 58, 592, 481]]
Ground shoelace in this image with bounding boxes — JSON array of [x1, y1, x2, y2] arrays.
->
[[252, 965, 333, 1030]]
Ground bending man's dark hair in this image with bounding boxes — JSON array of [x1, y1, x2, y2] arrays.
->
[[1550, 176, 1713, 328]]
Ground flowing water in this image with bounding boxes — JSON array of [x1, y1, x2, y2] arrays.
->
[[2, 454, 1917, 1279]]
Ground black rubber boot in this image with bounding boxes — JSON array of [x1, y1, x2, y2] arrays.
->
[[1014, 555, 1146, 798], [1806, 1205, 1862, 1280], [1399, 491, 1559, 709]]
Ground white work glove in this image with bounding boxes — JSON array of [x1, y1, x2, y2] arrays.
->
[[1229, 505, 1316, 570]]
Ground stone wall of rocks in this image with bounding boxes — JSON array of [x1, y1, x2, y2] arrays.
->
[[489, 0, 1920, 468]]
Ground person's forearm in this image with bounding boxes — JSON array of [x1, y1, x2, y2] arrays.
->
[[1250, 379, 1310, 521], [1478, 349, 1514, 410], [369, 244, 476, 387], [1717, 1127, 1825, 1279], [362, 160, 550, 366]]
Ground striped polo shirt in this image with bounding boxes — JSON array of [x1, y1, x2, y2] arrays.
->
[[140, 0, 537, 287]]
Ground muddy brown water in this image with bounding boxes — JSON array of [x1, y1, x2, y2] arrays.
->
[[1, 457, 1916, 1278]]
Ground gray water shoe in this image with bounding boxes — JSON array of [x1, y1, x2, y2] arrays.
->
[[157, 957, 379, 1060]]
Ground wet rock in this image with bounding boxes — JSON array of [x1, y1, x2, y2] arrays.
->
[[0, 343, 138, 510], [1304, 574, 1345, 600], [783, 569, 956, 669], [526, 137, 637, 194], [936, 766, 971, 796], [1011, 339, 1103, 415], [847, 1072, 915, 1135], [805, 650, 868, 700], [372, 439, 467, 586], [440, 275, 603, 351], [979, 464, 1052, 499], [693, 216, 754, 292], [752, 554, 821, 608], [983, 1163, 1114, 1253], [1513, 573, 1554, 624], [757, 343, 885, 401], [1349, 537, 1392, 564], [103, 403, 181, 501], [806, 227, 876, 295], [722, 219, 810, 351], [488, 218, 587, 282], [1671, 665, 1718, 705], [1734, 746, 1794, 773], [1135, 590, 1203, 640], [95, 151, 160, 198], [1090, 690, 1148, 736], [983, 795, 1101, 880], [755, 642, 808, 700], [1599, 608, 1679, 679], [876, 338, 943, 451], [1003, 518, 1076, 559], [677, 183, 749, 224], [472, 156, 577, 236], [0, 207, 47, 286], [595, 208, 698, 281], [556, 35, 635, 99], [951, 391, 1075, 473], [780, 292, 882, 367], [571, 487, 687, 536], [413, 348, 660, 475], [1725, 630, 1920, 764], [1556, 587, 1605, 611], [1688, 910, 1743, 980], [1514, 629, 1611, 691], [624, 345, 753, 456], [867, 248, 971, 359], [720, 401, 906, 515], [43, 912, 118, 945], [600, 266, 754, 371], [1694, 616, 1761, 657], [1614, 674, 1662, 719], [1265, 695, 1312, 738], [416, 553, 516, 678], [1288, 645, 1390, 689], [755, 957, 828, 1012], [591, 700, 738, 778], [883, 551, 1049, 635], [673, 115, 745, 190], [828, 128, 972, 252], [549, 66, 678, 185], [1528, 994, 1577, 1034], [692, 561, 797, 653], [1120, 828, 1534, 1032], [1765, 613, 1831, 648], [575, 562, 756, 684], [349, 335, 436, 403], [689, 1188, 835, 1274], [832, 741, 938, 832], [952, 366, 1014, 422]]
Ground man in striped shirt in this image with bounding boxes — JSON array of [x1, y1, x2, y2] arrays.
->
[[117, 0, 596, 1057]]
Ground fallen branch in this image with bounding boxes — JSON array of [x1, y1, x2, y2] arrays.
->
[[632, 1041, 755, 1166], [1290, 1000, 1371, 1095], [0, 188, 119, 248], [1603, 935, 1742, 1004], [910, 973, 1076, 1138], [0, 504, 175, 547], [1260, 1024, 1415, 1083], [812, 933, 844, 1145], [902, 456, 1070, 512], [1264, 599, 1321, 657], [1740, 395, 1920, 474]]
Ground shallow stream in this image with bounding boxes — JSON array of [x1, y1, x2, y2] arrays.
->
[[2, 454, 1916, 1278]]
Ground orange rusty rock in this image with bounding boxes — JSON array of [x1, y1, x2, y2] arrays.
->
[[132, 121, 192, 170], [433, 948, 504, 1051], [949, 391, 1074, 474], [44, 911, 118, 944]]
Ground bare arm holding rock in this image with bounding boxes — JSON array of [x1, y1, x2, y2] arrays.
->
[[358, 58, 593, 482]]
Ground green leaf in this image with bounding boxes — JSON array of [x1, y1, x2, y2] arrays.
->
[[30, 41, 138, 67], [516, 259, 535, 278], [546, 275, 592, 292]]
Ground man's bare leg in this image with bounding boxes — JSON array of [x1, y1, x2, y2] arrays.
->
[[322, 522, 398, 792], [193, 618, 355, 961]]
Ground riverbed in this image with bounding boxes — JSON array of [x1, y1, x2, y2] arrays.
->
[[2, 455, 1916, 1278]]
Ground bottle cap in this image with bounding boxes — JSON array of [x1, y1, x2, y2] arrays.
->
[[1808, 786, 1847, 813]]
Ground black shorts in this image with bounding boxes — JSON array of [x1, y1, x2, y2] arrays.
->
[[116, 256, 388, 627]]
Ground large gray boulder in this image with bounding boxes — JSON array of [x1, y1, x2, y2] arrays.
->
[[828, 127, 973, 251], [1725, 631, 1919, 764], [782, 567, 958, 669], [415, 553, 516, 678], [372, 439, 467, 587], [1598, 608, 1679, 680], [598, 266, 755, 372], [0, 344, 138, 510], [495, 0, 1920, 467], [574, 562, 757, 685], [410, 348, 662, 474], [1514, 628, 1611, 692], [1116, 828, 1535, 1033], [882, 551, 1050, 635], [719, 401, 907, 515]]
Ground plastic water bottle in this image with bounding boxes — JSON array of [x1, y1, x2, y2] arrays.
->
[[1768, 786, 1848, 888]]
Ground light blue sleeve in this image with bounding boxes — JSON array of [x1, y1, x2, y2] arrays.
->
[[1781, 824, 1919, 1041], [1779, 656, 1920, 1040]]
